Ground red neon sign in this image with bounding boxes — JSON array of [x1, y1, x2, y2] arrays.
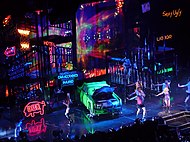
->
[[23, 101, 46, 117], [25, 118, 47, 136]]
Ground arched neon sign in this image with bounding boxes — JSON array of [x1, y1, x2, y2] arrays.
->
[[23, 101, 46, 117]]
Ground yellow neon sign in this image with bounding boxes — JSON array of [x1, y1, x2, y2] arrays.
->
[[156, 34, 172, 41], [162, 8, 182, 18]]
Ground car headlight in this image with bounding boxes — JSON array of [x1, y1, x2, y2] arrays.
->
[[96, 103, 102, 109]]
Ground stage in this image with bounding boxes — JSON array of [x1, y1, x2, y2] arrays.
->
[[0, 85, 190, 141]]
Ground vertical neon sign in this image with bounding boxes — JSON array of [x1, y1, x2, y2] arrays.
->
[[49, 47, 53, 63]]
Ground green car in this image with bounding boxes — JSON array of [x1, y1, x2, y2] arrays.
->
[[77, 81, 122, 117]]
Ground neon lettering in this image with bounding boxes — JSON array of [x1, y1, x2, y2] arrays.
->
[[162, 8, 182, 18], [156, 34, 172, 41], [49, 47, 53, 64], [62, 79, 74, 85], [157, 67, 173, 74]]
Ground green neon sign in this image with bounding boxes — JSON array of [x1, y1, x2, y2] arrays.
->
[[157, 67, 173, 74]]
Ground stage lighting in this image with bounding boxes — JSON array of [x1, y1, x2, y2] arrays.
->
[[2, 15, 11, 27]]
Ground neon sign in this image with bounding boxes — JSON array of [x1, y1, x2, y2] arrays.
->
[[157, 67, 173, 74], [58, 71, 78, 86], [49, 47, 53, 63], [162, 8, 182, 18], [156, 34, 172, 41], [43, 41, 56, 47], [25, 118, 47, 136], [23, 101, 46, 117], [58, 72, 78, 79], [4, 46, 16, 57]]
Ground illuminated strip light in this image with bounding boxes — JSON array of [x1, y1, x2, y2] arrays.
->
[[181, 126, 190, 131], [177, 121, 190, 128], [165, 114, 190, 122], [56, 42, 72, 48], [162, 111, 189, 119]]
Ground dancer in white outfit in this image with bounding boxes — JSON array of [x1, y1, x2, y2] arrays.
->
[[156, 86, 170, 113], [63, 92, 72, 124]]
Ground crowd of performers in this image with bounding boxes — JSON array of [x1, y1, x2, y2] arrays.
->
[[126, 77, 190, 120], [49, 77, 190, 123]]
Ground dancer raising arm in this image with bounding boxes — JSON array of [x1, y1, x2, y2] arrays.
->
[[127, 87, 146, 119], [178, 78, 190, 105]]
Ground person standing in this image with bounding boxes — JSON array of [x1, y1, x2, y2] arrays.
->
[[127, 87, 146, 119], [63, 92, 72, 125], [153, 79, 171, 106], [156, 85, 170, 113], [178, 78, 190, 105]]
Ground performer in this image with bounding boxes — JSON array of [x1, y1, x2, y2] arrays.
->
[[127, 87, 146, 119], [153, 79, 171, 106], [156, 85, 170, 113], [63, 92, 72, 125], [178, 78, 190, 105]]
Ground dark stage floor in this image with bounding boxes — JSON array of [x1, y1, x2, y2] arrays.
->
[[1, 85, 190, 141]]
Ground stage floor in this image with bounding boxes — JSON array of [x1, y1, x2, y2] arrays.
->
[[1, 86, 190, 141]]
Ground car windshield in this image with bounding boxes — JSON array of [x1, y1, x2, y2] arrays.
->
[[92, 92, 113, 100]]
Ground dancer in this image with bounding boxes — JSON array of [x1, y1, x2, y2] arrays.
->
[[178, 78, 190, 105], [153, 79, 171, 106], [63, 92, 72, 125], [127, 87, 146, 119], [156, 85, 170, 113]]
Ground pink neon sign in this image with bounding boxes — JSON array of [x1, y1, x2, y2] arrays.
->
[[23, 101, 46, 117], [25, 118, 47, 136], [4, 46, 16, 57]]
